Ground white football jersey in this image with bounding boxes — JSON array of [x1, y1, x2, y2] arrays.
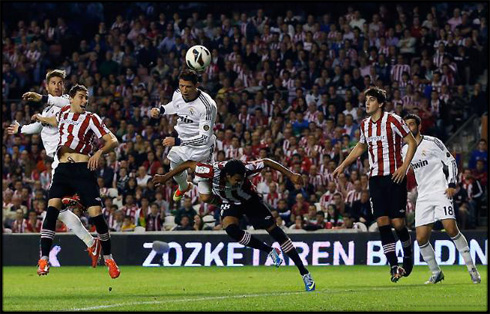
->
[[402, 135, 458, 201], [21, 95, 70, 158], [159, 89, 217, 148]]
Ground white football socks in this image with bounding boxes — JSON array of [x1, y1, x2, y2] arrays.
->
[[419, 241, 441, 274], [58, 210, 94, 248], [451, 232, 475, 272]]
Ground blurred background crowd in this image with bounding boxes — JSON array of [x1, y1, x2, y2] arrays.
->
[[2, 2, 488, 233]]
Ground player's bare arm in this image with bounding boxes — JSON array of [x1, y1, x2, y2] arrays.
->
[[262, 158, 303, 185], [22, 91, 42, 102], [32, 114, 57, 127], [88, 133, 119, 171], [392, 133, 416, 184], [152, 160, 198, 187], [333, 142, 367, 178]]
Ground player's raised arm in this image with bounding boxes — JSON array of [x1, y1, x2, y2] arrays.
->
[[32, 114, 57, 127], [152, 161, 198, 187], [7, 120, 43, 135]]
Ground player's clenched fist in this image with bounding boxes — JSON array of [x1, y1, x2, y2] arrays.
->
[[150, 108, 160, 118], [289, 173, 303, 186], [152, 173, 171, 187], [22, 92, 42, 102]]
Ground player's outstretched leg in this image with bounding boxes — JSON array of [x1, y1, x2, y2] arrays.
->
[[38, 206, 60, 276], [91, 213, 120, 279], [58, 208, 100, 267], [225, 223, 281, 263], [267, 225, 315, 291], [395, 226, 413, 277]]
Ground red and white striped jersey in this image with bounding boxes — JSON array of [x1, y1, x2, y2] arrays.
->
[[345, 190, 362, 207], [194, 159, 265, 205], [359, 111, 410, 177], [390, 64, 411, 82], [56, 106, 111, 155]]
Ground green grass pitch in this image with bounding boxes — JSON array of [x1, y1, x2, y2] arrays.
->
[[3, 265, 487, 311]]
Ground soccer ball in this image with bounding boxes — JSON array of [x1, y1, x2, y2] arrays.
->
[[185, 45, 211, 72]]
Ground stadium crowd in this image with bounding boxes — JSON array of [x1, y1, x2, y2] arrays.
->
[[2, 3, 488, 233]]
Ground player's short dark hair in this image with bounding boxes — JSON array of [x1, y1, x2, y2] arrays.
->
[[179, 69, 199, 85], [68, 84, 88, 98], [364, 86, 387, 106], [46, 69, 66, 83], [223, 159, 246, 177], [404, 113, 421, 126]]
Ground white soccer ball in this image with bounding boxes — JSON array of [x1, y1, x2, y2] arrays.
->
[[185, 45, 211, 72]]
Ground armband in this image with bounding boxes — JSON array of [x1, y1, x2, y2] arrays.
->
[[42, 95, 49, 103], [159, 106, 166, 116], [18, 125, 22, 134], [448, 183, 456, 188], [175, 137, 181, 146]]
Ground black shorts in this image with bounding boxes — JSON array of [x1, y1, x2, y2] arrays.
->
[[368, 175, 407, 220], [49, 162, 102, 208], [220, 196, 275, 230]]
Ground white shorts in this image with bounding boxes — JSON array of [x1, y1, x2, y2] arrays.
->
[[415, 195, 456, 227], [167, 144, 214, 164], [167, 143, 214, 195]]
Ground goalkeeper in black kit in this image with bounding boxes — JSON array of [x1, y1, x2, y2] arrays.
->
[[152, 158, 316, 291]]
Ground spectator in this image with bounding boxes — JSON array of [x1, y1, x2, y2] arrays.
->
[[174, 215, 193, 231], [468, 139, 487, 171], [174, 197, 197, 226], [121, 215, 136, 232]]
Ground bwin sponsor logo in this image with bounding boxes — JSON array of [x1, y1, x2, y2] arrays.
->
[[412, 160, 428, 169]]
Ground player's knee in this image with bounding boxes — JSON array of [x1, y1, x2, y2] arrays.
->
[[225, 224, 244, 241], [416, 235, 429, 246]]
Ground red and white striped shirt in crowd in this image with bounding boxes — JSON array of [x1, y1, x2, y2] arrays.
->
[[441, 74, 455, 87], [263, 192, 283, 209], [430, 99, 443, 118], [237, 112, 255, 129], [293, 32, 305, 43], [304, 110, 320, 123], [56, 106, 111, 155], [269, 42, 280, 51], [25, 49, 41, 63], [319, 190, 338, 210], [259, 99, 273, 117], [225, 52, 239, 63], [402, 94, 415, 107], [345, 189, 362, 207], [327, 30, 339, 42], [232, 62, 244, 74], [390, 64, 411, 82], [309, 174, 327, 189], [225, 146, 244, 159], [431, 81, 443, 93], [319, 165, 334, 184], [392, 99, 404, 108], [12, 219, 28, 233], [187, 184, 200, 205], [122, 203, 139, 220], [261, 33, 274, 43], [205, 63, 219, 79], [377, 45, 389, 56], [359, 111, 410, 177], [238, 71, 253, 88], [433, 52, 445, 69]]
